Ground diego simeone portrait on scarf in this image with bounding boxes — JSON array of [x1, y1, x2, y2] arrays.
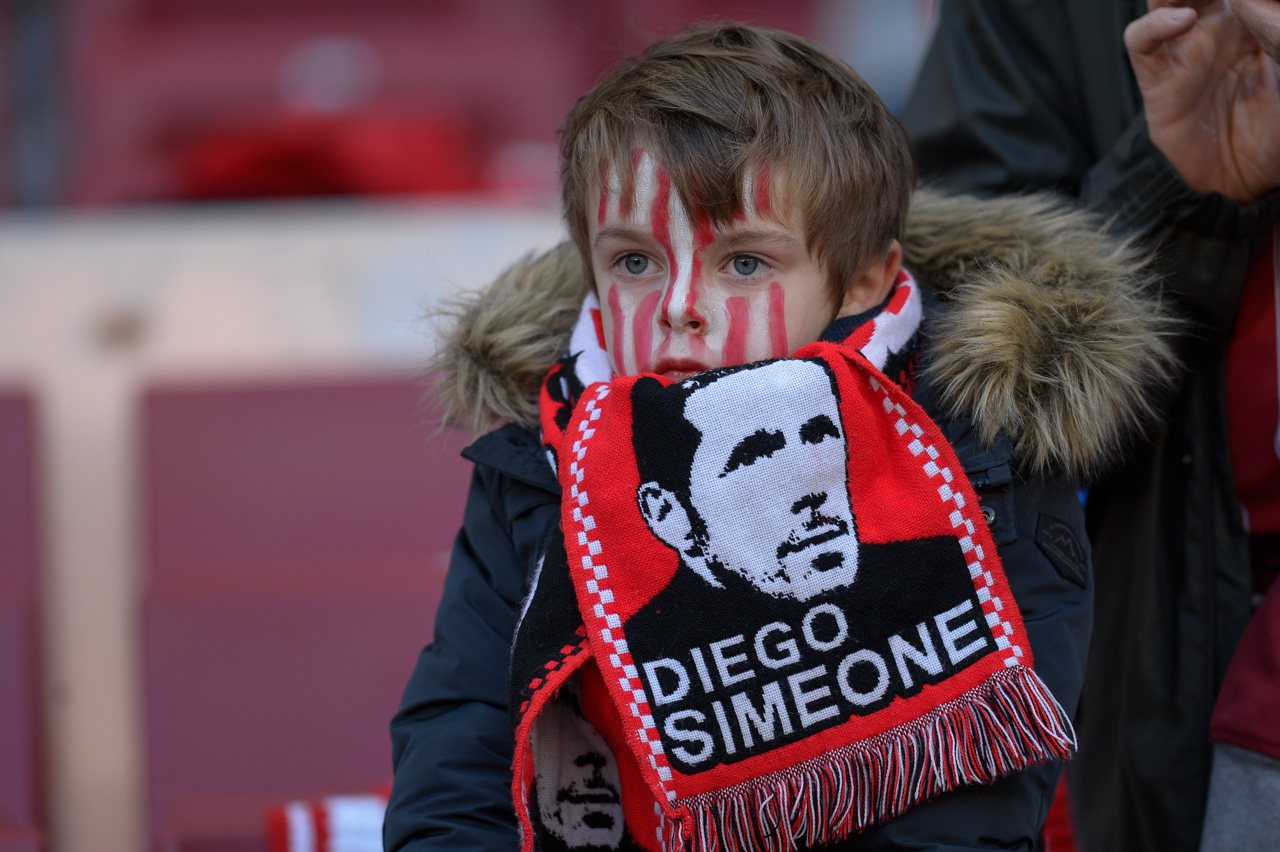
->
[[622, 358, 999, 774]]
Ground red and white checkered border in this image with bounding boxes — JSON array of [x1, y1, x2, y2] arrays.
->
[[566, 384, 678, 846], [868, 375, 1025, 667]]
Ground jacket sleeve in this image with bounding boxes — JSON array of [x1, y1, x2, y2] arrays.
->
[[384, 446, 560, 852], [901, 0, 1280, 337]]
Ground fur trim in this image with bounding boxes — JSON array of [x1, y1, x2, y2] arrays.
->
[[428, 188, 1181, 480], [904, 189, 1181, 480], [428, 243, 585, 436]]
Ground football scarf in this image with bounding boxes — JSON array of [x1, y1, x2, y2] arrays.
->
[[511, 271, 1076, 852]]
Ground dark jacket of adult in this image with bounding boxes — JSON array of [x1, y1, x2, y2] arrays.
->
[[900, 4, 1280, 852], [385, 189, 1180, 852]]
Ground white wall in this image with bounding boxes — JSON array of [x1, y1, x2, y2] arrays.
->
[[0, 199, 564, 852]]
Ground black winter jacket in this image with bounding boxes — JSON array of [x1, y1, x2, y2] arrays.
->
[[901, 4, 1280, 852], [386, 190, 1181, 852], [387, 367, 1090, 852]]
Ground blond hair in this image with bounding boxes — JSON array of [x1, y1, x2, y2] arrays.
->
[[559, 22, 916, 302]]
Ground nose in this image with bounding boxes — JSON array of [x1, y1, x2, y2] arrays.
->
[[658, 271, 706, 333]]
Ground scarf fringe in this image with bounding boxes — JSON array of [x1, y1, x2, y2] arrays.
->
[[672, 666, 1074, 852]]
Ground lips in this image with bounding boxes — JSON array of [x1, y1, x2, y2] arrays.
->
[[776, 520, 851, 560], [654, 358, 710, 381]]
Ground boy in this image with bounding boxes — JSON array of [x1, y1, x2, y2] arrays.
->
[[387, 23, 1178, 852]]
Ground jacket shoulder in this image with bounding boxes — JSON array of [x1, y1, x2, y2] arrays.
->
[[464, 423, 560, 495]]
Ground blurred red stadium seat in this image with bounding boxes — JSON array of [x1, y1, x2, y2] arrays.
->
[[0, 390, 45, 852], [139, 374, 472, 852], [177, 107, 481, 200], [60, 0, 816, 204]]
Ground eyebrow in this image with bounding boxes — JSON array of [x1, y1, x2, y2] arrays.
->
[[593, 226, 803, 251], [721, 428, 786, 477], [717, 229, 803, 251], [800, 414, 840, 445], [593, 226, 657, 247]]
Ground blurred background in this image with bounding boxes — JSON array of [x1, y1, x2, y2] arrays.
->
[[0, 2, 938, 851]]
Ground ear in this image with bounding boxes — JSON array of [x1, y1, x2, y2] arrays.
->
[[636, 482, 694, 552], [637, 482, 724, 588], [836, 239, 902, 319]]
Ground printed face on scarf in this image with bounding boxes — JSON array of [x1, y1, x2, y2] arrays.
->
[[589, 151, 839, 379], [532, 692, 625, 849], [637, 360, 859, 601]]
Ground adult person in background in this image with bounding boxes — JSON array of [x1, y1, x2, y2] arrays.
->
[[900, 2, 1280, 852]]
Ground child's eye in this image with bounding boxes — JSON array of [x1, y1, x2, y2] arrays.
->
[[731, 255, 762, 276], [622, 253, 650, 275]]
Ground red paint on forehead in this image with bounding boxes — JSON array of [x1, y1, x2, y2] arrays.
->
[[768, 280, 788, 358], [632, 289, 662, 375], [755, 164, 772, 217], [693, 210, 716, 249], [724, 296, 751, 367], [651, 166, 672, 253], [607, 285, 626, 370]]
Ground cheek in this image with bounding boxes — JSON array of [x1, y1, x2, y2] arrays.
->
[[715, 285, 789, 366], [723, 296, 751, 367], [767, 282, 788, 358], [605, 284, 626, 371], [603, 283, 663, 375], [772, 278, 837, 358], [590, 306, 606, 351], [631, 290, 662, 374]]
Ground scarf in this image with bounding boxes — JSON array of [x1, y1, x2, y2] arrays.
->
[[510, 271, 1075, 852]]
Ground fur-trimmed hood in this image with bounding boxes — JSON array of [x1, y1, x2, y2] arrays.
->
[[430, 188, 1180, 481]]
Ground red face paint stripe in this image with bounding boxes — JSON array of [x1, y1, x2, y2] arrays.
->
[[688, 253, 703, 324], [724, 296, 750, 367], [693, 212, 715, 248], [591, 308, 606, 350], [768, 281, 788, 358], [607, 285, 627, 372], [653, 168, 676, 322], [686, 213, 715, 324], [633, 289, 661, 374]]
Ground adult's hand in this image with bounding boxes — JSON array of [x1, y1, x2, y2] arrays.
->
[[1228, 0, 1280, 60], [1125, 0, 1280, 203]]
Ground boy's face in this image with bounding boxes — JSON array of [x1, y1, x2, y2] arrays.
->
[[588, 151, 838, 380]]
